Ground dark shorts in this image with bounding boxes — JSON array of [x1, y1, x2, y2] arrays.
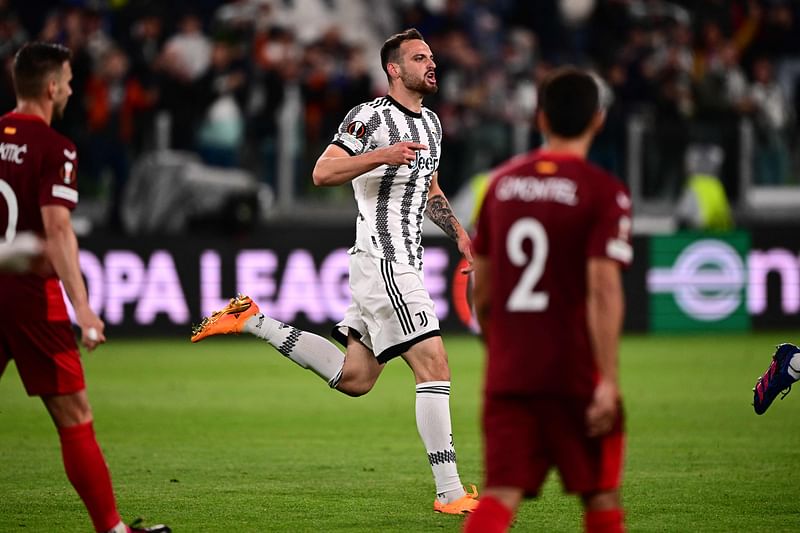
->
[[483, 394, 625, 497], [0, 321, 84, 396]]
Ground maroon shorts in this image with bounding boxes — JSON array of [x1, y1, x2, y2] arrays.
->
[[482, 394, 625, 497], [0, 321, 84, 396]]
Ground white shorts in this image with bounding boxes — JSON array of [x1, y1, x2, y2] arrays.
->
[[332, 251, 440, 363]]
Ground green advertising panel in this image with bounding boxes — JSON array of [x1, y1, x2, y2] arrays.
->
[[648, 232, 750, 332]]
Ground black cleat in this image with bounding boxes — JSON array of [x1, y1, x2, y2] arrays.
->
[[128, 518, 172, 533]]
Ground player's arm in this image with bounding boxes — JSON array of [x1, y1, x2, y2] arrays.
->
[[472, 254, 490, 343], [426, 171, 474, 273], [41, 205, 105, 351], [312, 141, 428, 187], [585, 257, 624, 437]]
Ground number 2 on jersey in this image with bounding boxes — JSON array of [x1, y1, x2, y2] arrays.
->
[[506, 217, 549, 312], [0, 179, 18, 244]]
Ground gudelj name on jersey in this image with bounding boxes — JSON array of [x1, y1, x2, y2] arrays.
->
[[0, 142, 27, 164]]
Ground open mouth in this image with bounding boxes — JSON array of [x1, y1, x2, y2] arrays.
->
[[426, 71, 436, 84]]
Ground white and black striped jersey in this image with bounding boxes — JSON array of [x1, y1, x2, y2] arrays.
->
[[331, 95, 442, 270]]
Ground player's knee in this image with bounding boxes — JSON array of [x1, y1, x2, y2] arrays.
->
[[416, 351, 451, 381], [336, 376, 375, 397], [42, 392, 93, 428], [338, 383, 372, 397], [582, 489, 620, 511]]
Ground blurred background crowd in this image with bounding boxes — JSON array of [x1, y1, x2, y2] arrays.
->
[[2, 0, 799, 234]]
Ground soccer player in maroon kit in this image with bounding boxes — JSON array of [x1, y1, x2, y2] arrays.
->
[[0, 43, 169, 533], [463, 67, 632, 533]]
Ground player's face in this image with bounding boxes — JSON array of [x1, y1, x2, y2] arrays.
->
[[396, 40, 437, 95], [52, 61, 73, 119]]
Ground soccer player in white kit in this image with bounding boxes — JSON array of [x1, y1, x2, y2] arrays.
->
[[192, 28, 478, 514]]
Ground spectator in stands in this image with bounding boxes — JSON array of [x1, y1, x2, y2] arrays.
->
[[124, 11, 165, 154], [156, 12, 211, 151], [247, 25, 293, 190], [196, 39, 248, 168], [84, 47, 156, 230], [749, 56, 791, 185]]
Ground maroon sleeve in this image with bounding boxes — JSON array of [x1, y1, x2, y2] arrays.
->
[[38, 136, 79, 210], [586, 176, 633, 267]]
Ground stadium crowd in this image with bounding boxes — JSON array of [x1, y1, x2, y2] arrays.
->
[[1, 0, 799, 231]]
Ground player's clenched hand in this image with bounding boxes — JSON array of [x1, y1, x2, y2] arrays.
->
[[380, 142, 428, 166], [76, 306, 106, 352], [586, 379, 619, 437]]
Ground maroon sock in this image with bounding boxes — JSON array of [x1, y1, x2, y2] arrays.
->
[[463, 496, 513, 533], [58, 422, 121, 532], [585, 508, 625, 533]]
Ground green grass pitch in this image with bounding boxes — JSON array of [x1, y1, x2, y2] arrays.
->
[[1, 332, 799, 532]]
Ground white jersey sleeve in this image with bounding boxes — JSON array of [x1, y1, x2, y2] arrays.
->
[[331, 103, 386, 156]]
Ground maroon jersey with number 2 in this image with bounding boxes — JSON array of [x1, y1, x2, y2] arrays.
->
[[473, 150, 633, 398]]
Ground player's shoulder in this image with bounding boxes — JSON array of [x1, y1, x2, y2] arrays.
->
[[8, 114, 74, 149], [1, 113, 75, 159], [340, 99, 383, 127], [366, 96, 393, 110], [583, 160, 629, 199], [46, 127, 76, 153], [421, 105, 441, 124]]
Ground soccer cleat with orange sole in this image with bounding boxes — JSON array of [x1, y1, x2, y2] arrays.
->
[[191, 294, 260, 343], [433, 485, 479, 515]]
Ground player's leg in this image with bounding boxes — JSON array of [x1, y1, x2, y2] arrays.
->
[[12, 322, 169, 533], [335, 332, 385, 396], [551, 398, 625, 533], [464, 394, 546, 532], [403, 336, 477, 512], [191, 295, 385, 395], [192, 295, 347, 387], [43, 392, 171, 533], [581, 490, 624, 533], [42, 390, 125, 532], [462, 487, 520, 533]]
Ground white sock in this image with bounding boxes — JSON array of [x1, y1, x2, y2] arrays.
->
[[243, 312, 345, 387], [788, 352, 800, 381], [415, 381, 465, 503], [106, 522, 127, 533]]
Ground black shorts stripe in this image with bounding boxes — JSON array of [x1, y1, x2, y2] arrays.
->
[[376, 329, 442, 364], [381, 259, 415, 336]]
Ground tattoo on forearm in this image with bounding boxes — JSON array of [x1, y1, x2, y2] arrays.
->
[[426, 194, 460, 241]]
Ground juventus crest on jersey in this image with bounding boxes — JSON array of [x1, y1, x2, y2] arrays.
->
[[331, 95, 442, 270]]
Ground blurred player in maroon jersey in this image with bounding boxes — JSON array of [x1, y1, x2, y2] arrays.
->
[[463, 67, 632, 533], [0, 43, 169, 533]]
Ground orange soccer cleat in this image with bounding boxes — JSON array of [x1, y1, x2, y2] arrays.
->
[[191, 294, 260, 343], [433, 485, 479, 515]]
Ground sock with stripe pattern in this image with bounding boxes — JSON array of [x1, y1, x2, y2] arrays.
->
[[416, 381, 466, 503], [244, 313, 345, 387]]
